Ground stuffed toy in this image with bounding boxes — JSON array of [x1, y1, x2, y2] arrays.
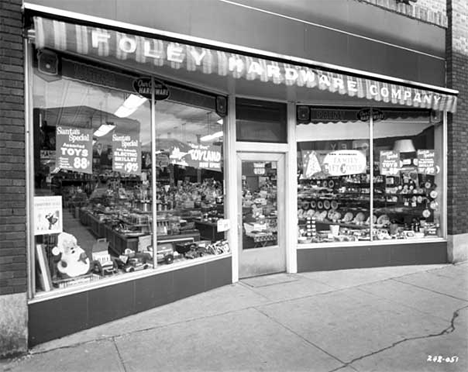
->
[[52, 232, 90, 278]]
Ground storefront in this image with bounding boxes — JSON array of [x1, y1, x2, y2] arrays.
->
[[23, 4, 458, 346]]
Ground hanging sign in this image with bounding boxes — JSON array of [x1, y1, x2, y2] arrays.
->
[[34, 196, 63, 236], [133, 77, 170, 100], [55, 126, 93, 174], [169, 143, 222, 171], [323, 150, 367, 176], [302, 150, 366, 178], [380, 150, 400, 175], [417, 150, 437, 175], [357, 108, 386, 122], [112, 132, 142, 175]]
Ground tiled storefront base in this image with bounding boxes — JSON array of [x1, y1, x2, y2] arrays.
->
[[297, 241, 447, 272], [448, 234, 468, 263], [28, 256, 232, 347]]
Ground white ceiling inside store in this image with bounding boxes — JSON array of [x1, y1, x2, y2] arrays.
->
[[33, 75, 222, 150]]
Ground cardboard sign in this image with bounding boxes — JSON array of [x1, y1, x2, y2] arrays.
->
[[34, 196, 63, 236], [112, 132, 142, 175], [55, 126, 93, 174], [169, 143, 222, 171], [380, 151, 400, 176], [417, 150, 436, 175], [322, 150, 367, 176]]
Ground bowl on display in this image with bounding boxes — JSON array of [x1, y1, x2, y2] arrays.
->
[[317, 201, 323, 209], [323, 200, 331, 209], [331, 200, 339, 210]]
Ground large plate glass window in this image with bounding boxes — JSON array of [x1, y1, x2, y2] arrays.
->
[[296, 107, 371, 243], [31, 51, 228, 296], [296, 106, 444, 245], [372, 109, 444, 240]]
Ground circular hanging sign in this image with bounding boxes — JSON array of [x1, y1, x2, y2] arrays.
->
[[133, 78, 170, 100], [357, 108, 385, 122]]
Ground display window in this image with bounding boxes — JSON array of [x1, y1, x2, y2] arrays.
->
[[296, 107, 444, 244], [30, 51, 228, 296]]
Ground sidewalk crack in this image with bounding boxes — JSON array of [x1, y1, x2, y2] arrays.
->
[[112, 337, 128, 372], [329, 305, 468, 372]]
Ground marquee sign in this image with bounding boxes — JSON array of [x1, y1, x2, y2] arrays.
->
[[33, 17, 457, 113]]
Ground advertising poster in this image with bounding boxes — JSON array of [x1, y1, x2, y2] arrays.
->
[[169, 143, 222, 171], [112, 132, 142, 176], [302, 150, 366, 178], [380, 150, 400, 176], [417, 149, 436, 175], [34, 196, 63, 236], [55, 126, 93, 174]]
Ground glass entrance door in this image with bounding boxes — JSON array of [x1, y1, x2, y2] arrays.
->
[[238, 152, 286, 278]]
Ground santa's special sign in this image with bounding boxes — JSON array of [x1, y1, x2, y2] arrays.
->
[[380, 150, 400, 176], [55, 126, 93, 174], [112, 132, 141, 175], [417, 149, 437, 175]]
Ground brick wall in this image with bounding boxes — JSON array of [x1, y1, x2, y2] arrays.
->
[[447, 0, 468, 236], [358, 0, 447, 27], [0, 0, 27, 296]]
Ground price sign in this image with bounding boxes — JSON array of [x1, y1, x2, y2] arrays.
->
[[380, 150, 400, 176], [112, 132, 141, 176], [55, 126, 93, 174], [417, 150, 436, 175]]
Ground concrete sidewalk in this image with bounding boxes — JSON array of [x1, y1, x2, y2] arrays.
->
[[2, 262, 467, 372]]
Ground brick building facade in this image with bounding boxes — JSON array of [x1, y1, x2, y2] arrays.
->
[[0, 0, 465, 357], [0, 0, 28, 358], [446, 0, 468, 260]]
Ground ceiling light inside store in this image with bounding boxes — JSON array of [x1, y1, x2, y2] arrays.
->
[[200, 131, 223, 142], [211, 131, 223, 139], [94, 124, 116, 137], [217, 119, 223, 125], [114, 94, 147, 118]]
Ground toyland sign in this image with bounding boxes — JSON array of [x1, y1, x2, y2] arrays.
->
[[169, 143, 222, 171], [33, 17, 457, 113]]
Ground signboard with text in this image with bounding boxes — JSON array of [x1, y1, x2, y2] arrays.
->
[[302, 150, 366, 178], [55, 126, 92, 174], [34, 196, 63, 236], [417, 150, 436, 175], [169, 143, 222, 171], [112, 132, 142, 176], [380, 150, 400, 176]]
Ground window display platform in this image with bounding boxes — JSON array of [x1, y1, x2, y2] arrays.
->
[[28, 255, 232, 346], [297, 241, 447, 272]]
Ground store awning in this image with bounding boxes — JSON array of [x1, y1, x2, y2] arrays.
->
[[32, 16, 458, 113]]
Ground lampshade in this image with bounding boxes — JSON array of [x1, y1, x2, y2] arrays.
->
[[393, 139, 416, 153]]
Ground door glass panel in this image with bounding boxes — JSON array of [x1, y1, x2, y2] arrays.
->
[[241, 161, 278, 249]]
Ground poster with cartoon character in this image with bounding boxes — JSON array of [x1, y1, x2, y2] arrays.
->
[[34, 196, 63, 235]]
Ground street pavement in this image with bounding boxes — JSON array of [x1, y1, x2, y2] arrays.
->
[[1, 262, 467, 372]]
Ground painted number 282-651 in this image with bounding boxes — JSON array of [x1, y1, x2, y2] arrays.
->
[[427, 355, 459, 363]]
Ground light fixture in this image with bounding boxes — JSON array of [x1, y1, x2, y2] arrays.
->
[[211, 131, 223, 139], [393, 139, 416, 153], [114, 94, 147, 118], [200, 134, 214, 142], [217, 119, 223, 125], [200, 131, 223, 142], [94, 124, 115, 137]]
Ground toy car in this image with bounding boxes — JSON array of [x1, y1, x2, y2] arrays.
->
[[91, 252, 118, 276]]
